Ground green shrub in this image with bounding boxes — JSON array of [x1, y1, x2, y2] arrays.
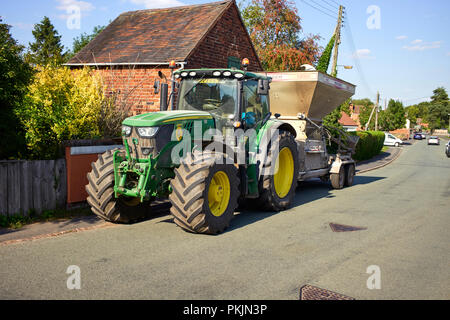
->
[[350, 131, 385, 161], [16, 65, 104, 159]]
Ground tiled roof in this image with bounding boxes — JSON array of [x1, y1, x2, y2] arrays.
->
[[339, 111, 358, 127], [67, 0, 233, 65]]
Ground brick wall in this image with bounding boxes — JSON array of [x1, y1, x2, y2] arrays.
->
[[187, 3, 262, 72], [94, 66, 173, 115]]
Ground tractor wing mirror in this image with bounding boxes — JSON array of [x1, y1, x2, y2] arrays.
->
[[257, 79, 269, 95], [153, 80, 160, 94]]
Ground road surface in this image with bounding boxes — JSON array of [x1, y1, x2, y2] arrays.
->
[[1, 140, 449, 299]]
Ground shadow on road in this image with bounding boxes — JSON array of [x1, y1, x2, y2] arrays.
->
[[122, 176, 387, 232]]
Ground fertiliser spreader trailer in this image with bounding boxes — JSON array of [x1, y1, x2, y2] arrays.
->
[[86, 60, 358, 234]]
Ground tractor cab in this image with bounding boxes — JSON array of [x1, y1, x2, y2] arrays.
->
[[173, 68, 271, 133]]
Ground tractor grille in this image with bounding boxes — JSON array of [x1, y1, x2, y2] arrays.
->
[[123, 124, 173, 159]]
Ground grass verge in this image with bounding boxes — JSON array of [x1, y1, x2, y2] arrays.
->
[[0, 207, 93, 229]]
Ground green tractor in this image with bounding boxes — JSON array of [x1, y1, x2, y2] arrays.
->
[[86, 64, 300, 234], [86, 61, 357, 234]]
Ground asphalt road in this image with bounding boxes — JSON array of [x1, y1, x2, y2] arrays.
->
[[1, 140, 449, 300]]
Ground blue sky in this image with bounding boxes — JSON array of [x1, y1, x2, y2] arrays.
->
[[2, 0, 449, 106]]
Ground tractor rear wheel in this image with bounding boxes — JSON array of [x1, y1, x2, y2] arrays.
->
[[169, 151, 239, 234], [85, 149, 150, 223], [257, 131, 299, 211]]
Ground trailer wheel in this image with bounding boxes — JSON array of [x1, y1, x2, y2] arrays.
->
[[85, 149, 150, 223], [344, 164, 355, 187], [330, 166, 345, 189], [257, 131, 299, 211], [169, 151, 239, 234]]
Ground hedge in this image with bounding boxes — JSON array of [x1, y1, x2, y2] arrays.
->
[[349, 131, 385, 161]]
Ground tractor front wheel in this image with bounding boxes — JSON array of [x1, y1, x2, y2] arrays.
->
[[85, 149, 150, 223], [169, 151, 239, 234]]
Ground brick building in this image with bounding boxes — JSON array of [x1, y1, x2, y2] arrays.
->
[[66, 0, 262, 115]]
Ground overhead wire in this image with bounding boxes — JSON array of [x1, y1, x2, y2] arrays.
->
[[342, 11, 376, 99], [309, 0, 338, 15], [320, 0, 339, 10], [299, 0, 338, 20]]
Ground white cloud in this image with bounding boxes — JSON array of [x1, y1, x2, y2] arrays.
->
[[410, 39, 423, 44], [352, 49, 375, 60], [403, 41, 442, 51], [396, 35, 407, 40], [128, 0, 184, 9], [56, 0, 95, 12], [10, 22, 33, 30]]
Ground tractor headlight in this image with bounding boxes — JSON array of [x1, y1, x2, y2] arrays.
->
[[137, 127, 159, 137], [122, 125, 132, 136]]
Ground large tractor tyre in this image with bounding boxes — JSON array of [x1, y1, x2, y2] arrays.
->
[[330, 166, 345, 189], [344, 164, 355, 187], [169, 151, 240, 234], [257, 131, 299, 212], [85, 149, 150, 223]]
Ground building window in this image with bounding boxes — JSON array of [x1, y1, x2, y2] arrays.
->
[[227, 56, 240, 69]]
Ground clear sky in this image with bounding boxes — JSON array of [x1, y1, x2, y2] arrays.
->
[[2, 0, 449, 106]]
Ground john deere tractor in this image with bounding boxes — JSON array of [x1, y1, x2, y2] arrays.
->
[[86, 60, 357, 234]]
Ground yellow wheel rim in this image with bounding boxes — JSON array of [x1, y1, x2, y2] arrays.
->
[[274, 147, 294, 198], [208, 171, 231, 217]]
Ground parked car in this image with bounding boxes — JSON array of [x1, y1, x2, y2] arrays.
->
[[446, 141, 450, 157], [421, 133, 427, 139], [413, 133, 423, 140], [384, 133, 403, 147], [427, 136, 440, 145]]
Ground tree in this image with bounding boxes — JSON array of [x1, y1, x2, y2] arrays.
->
[[382, 99, 405, 131], [428, 87, 450, 131], [66, 25, 105, 60], [351, 98, 374, 130], [26, 16, 66, 65], [431, 86, 449, 103], [240, 0, 321, 71], [316, 34, 335, 73], [0, 18, 33, 159]]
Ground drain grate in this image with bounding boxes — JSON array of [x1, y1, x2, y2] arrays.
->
[[299, 285, 355, 300], [329, 222, 367, 232]]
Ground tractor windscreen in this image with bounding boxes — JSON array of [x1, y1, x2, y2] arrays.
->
[[177, 78, 238, 120]]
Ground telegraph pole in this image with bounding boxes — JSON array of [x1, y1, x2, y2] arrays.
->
[[375, 91, 380, 131], [331, 5, 344, 77]]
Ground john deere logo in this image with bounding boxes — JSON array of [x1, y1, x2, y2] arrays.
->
[[175, 124, 183, 141]]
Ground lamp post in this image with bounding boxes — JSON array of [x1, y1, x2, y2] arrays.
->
[[337, 65, 353, 69]]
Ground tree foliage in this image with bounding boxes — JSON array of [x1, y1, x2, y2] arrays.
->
[[316, 34, 335, 74], [0, 18, 33, 159], [66, 25, 105, 60], [240, 0, 321, 71], [405, 87, 449, 131], [17, 66, 105, 159], [26, 16, 66, 66]]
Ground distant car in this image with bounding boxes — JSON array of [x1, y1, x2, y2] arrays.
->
[[427, 136, 440, 145], [446, 141, 450, 157], [384, 133, 403, 147], [421, 133, 427, 139], [413, 133, 422, 140]]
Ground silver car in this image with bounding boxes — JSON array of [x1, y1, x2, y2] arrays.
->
[[427, 136, 440, 145]]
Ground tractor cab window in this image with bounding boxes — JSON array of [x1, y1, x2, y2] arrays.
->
[[177, 78, 237, 119], [242, 80, 267, 128]]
